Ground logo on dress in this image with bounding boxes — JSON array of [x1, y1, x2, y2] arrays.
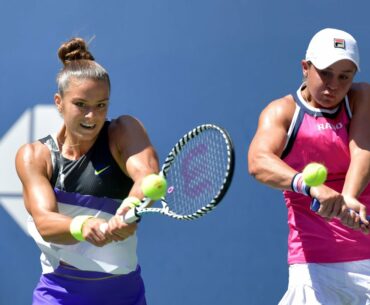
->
[[94, 165, 111, 175], [317, 122, 343, 131]]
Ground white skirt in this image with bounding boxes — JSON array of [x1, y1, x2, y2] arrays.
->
[[278, 260, 370, 305]]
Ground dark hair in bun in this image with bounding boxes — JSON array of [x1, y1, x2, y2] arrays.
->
[[58, 37, 95, 64], [56, 37, 110, 96]]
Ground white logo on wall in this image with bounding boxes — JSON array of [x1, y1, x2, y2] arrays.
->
[[0, 105, 62, 234]]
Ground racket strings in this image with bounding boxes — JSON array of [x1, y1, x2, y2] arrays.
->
[[164, 127, 232, 217]]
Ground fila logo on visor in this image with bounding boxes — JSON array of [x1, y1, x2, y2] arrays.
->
[[334, 38, 345, 49]]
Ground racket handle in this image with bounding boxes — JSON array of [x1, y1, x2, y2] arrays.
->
[[123, 208, 140, 223], [310, 198, 320, 212], [310, 198, 370, 223], [99, 209, 141, 234]]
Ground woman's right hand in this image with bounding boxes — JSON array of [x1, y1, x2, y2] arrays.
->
[[101, 205, 138, 242], [309, 185, 346, 220], [82, 218, 113, 247], [310, 185, 369, 234]]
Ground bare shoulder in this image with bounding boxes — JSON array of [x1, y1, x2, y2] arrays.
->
[[350, 82, 370, 91], [264, 94, 296, 113], [15, 141, 52, 178], [108, 115, 155, 166], [348, 82, 370, 112], [16, 141, 50, 164], [109, 115, 147, 137], [249, 94, 297, 159], [258, 94, 296, 129], [349, 82, 370, 97]]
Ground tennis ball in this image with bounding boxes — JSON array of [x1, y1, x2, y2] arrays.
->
[[302, 163, 327, 187], [141, 174, 167, 200]]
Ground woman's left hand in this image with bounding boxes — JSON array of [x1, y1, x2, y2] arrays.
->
[[340, 195, 369, 234]]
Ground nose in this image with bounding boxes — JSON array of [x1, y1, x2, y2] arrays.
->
[[84, 106, 95, 119], [326, 76, 339, 91]]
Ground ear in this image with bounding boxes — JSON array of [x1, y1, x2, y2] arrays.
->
[[54, 93, 63, 113], [301, 60, 309, 78]]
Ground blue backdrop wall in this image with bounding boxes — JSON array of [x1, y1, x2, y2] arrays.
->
[[1, 1, 370, 304]]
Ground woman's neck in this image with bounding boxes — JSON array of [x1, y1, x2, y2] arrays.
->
[[56, 127, 91, 160]]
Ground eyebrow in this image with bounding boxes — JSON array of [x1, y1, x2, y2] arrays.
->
[[323, 67, 355, 73], [73, 98, 110, 103]]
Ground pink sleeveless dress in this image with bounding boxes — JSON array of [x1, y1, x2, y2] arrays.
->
[[282, 85, 370, 264]]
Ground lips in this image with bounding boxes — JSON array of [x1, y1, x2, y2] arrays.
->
[[80, 122, 96, 129]]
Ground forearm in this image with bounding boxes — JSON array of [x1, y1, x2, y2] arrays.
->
[[248, 152, 297, 190], [126, 145, 160, 194], [32, 211, 77, 245]]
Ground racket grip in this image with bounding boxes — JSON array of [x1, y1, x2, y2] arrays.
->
[[310, 198, 370, 223], [123, 208, 140, 223], [99, 209, 140, 234], [310, 198, 320, 212]]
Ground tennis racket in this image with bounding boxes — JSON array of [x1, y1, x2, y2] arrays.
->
[[101, 124, 234, 231]]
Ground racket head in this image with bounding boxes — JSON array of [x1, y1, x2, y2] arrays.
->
[[160, 124, 234, 220]]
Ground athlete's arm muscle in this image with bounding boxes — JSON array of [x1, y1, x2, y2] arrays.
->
[[248, 96, 297, 190], [15, 142, 77, 244], [343, 83, 370, 197], [110, 115, 159, 199]]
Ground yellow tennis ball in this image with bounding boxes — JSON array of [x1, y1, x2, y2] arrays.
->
[[141, 174, 167, 200], [302, 163, 327, 187]]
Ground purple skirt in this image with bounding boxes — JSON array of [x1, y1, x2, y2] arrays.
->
[[32, 264, 146, 305]]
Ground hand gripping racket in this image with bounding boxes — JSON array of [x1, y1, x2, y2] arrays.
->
[[101, 124, 234, 231], [305, 164, 370, 223], [311, 198, 370, 223], [302, 162, 370, 223]]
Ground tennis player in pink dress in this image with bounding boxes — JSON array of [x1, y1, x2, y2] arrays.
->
[[248, 28, 370, 304]]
